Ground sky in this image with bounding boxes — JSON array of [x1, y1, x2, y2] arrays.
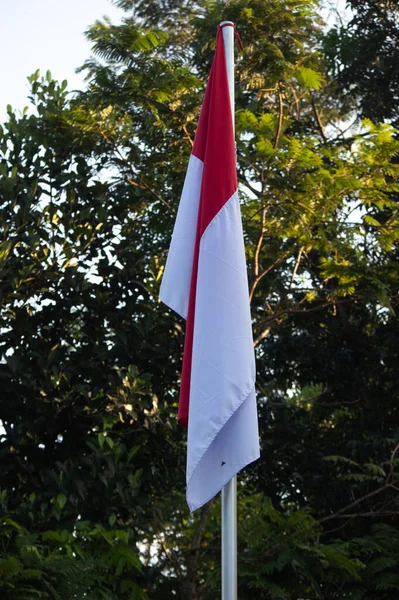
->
[[0, 0, 123, 119], [0, 0, 350, 122]]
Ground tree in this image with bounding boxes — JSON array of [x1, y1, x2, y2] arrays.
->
[[1, 0, 399, 598], [323, 0, 399, 125]]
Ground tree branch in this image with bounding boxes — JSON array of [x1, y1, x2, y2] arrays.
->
[[311, 92, 327, 143], [249, 250, 291, 303], [320, 483, 396, 523], [249, 203, 267, 302], [126, 176, 175, 214], [253, 297, 358, 333], [290, 86, 300, 120], [253, 325, 272, 347], [324, 511, 399, 519], [386, 441, 399, 485], [238, 174, 261, 198], [290, 246, 304, 287], [182, 499, 214, 600], [273, 91, 284, 149], [182, 124, 194, 148]]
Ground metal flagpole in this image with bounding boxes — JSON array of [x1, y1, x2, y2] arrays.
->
[[220, 20, 237, 600], [222, 475, 237, 600]]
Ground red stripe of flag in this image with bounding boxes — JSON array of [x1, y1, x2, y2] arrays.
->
[[178, 27, 237, 427]]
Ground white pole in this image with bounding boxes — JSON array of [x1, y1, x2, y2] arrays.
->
[[220, 20, 237, 600], [221, 21, 235, 132]]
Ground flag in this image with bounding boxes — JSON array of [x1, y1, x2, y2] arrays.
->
[[160, 25, 259, 512]]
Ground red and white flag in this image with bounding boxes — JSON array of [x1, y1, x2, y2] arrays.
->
[[160, 26, 259, 512]]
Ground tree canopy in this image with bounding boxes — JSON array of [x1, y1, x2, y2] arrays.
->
[[1, 1, 399, 598]]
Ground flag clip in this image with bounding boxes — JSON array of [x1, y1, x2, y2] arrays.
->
[[219, 22, 244, 51]]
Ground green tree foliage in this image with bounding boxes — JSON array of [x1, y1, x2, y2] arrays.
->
[[0, 71, 178, 598], [0, 516, 146, 599], [323, 0, 399, 124], [1, 0, 399, 598]]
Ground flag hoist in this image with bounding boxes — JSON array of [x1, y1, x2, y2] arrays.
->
[[160, 22, 260, 599]]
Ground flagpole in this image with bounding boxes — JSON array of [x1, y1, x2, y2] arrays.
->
[[220, 20, 237, 600], [222, 475, 237, 600]]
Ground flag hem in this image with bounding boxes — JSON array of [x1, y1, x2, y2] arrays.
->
[[187, 384, 259, 512]]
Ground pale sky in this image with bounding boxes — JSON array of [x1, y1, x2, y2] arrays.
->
[[0, 0, 123, 119], [0, 0, 349, 122]]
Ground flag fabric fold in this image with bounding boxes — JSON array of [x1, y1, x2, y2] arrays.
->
[[160, 26, 260, 512]]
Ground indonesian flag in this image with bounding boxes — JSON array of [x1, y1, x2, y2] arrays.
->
[[160, 26, 259, 512]]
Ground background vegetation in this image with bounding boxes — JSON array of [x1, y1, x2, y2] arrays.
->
[[1, 0, 398, 598]]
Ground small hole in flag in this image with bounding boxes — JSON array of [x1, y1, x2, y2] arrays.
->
[[221, 461, 226, 466]]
